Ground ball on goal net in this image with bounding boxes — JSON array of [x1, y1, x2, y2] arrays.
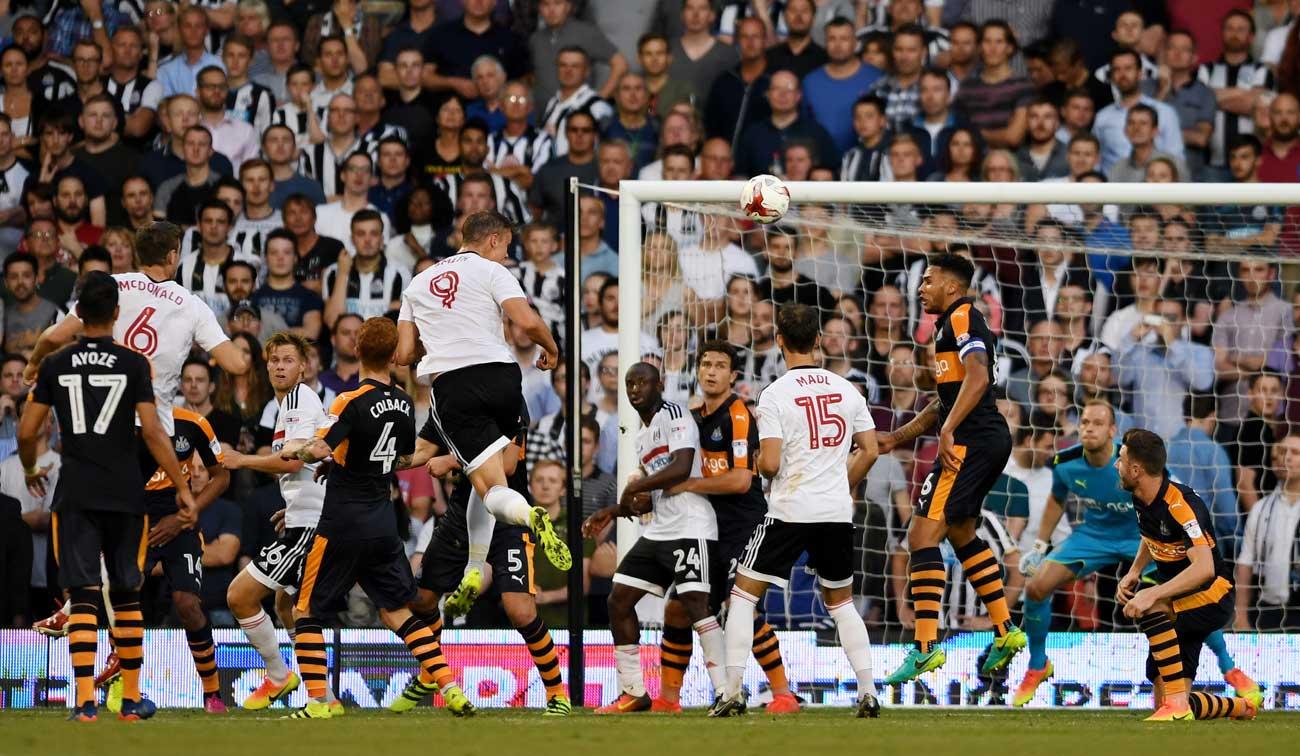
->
[[740, 174, 790, 224]]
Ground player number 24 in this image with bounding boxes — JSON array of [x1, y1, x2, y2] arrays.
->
[[57, 374, 127, 434], [793, 394, 845, 449]]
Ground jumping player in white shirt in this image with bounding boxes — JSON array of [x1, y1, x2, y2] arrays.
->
[[221, 332, 341, 713], [395, 210, 567, 617], [711, 303, 881, 719], [582, 361, 726, 714]]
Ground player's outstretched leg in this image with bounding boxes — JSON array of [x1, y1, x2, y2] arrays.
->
[[656, 600, 692, 712], [952, 538, 1025, 672], [1204, 630, 1262, 706], [886, 547, 947, 684], [108, 589, 154, 721], [67, 588, 102, 721], [1138, 612, 1192, 721], [1189, 691, 1258, 721]]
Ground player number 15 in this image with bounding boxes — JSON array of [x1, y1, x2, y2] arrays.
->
[[793, 394, 845, 449]]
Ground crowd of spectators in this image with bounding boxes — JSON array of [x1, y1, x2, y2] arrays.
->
[[1, 0, 1299, 636]]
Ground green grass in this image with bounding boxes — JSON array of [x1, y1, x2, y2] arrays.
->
[[2, 708, 1294, 756]]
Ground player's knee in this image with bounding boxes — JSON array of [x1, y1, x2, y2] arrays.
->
[[409, 590, 439, 617], [503, 597, 538, 628], [662, 598, 691, 628], [677, 593, 711, 622], [607, 587, 636, 617], [172, 591, 205, 627], [1025, 578, 1053, 603]]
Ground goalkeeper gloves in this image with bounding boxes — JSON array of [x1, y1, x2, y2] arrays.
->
[[1018, 540, 1050, 577]]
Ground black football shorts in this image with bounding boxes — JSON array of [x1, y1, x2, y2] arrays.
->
[[296, 534, 417, 615], [428, 362, 523, 474], [54, 509, 147, 590]]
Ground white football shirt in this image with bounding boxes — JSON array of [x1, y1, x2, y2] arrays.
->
[[399, 251, 526, 377], [108, 273, 230, 435], [757, 366, 874, 523], [273, 383, 327, 528], [636, 401, 717, 541]]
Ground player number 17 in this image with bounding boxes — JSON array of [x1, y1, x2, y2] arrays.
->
[[793, 394, 845, 449]]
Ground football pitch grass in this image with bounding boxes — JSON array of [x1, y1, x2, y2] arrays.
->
[[2, 708, 1294, 756]]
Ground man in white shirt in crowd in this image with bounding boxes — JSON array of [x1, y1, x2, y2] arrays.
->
[[315, 151, 391, 254]]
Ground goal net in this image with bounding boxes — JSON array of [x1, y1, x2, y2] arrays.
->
[[598, 180, 1299, 701]]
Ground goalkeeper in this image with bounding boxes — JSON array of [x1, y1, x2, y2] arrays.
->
[[1014, 400, 1260, 707]]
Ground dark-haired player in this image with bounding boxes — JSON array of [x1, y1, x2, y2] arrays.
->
[[655, 341, 797, 714], [1114, 429, 1258, 722], [387, 402, 571, 717], [19, 271, 193, 722], [881, 253, 1026, 685], [583, 361, 725, 714], [711, 304, 879, 718], [396, 209, 566, 618], [284, 317, 472, 720]]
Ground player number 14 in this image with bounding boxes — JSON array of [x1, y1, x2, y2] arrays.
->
[[793, 394, 845, 449]]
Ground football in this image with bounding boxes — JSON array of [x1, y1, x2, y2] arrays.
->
[[740, 174, 790, 224]]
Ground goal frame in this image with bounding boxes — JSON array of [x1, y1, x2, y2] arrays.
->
[[614, 179, 1300, 548]]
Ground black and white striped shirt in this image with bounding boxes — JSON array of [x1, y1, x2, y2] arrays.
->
[[840, 141, 889, 183], [301, 137, 362, 198], [487, 126, 554, 176], [540, 84, 613, 157], [1238, 487, 1300, 607], [358, 122, 408, 170], [437, 171, 530, 225], [0, 159, 29, 210], [106, 72, 163, 117], [321, 256, 410, 319], [1198, 56, 1274, 168], [181, 225, 271, 266], [271, 103, 318, 150], [227, 80, 275, 135], [514, 260, 564, 338], [175, 245, 263, 319]]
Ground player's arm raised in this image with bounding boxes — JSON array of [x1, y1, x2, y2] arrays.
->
[[138, 401, 197, 519], [936, 350, 990, 470], [395, 320, 424, 367], [502, 297, 559, 370], [23, 316, 84, 384], [210, 340, 251, 376], [877, 399, 940, 454]]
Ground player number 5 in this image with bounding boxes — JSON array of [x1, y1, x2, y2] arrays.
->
[[793, 394, 846, 449], [370, 421, 398, 472]]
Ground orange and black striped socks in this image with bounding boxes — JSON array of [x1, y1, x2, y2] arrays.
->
[[909, 547, 944, 653], [752, 620, 790, 695], [68, 588, 101, 708], [108, 590, 144, 701], [186, 624, 220, 695], [1139, 612, 1188, 696], [659, 623, 693, 702], [955, 539, 1013, 636], [294, 617, 329, 700], [1189, 691, 1251, 719], [518, 616, 565, 699], [414, 610, 444, 645], [397, 616, 454, 690]]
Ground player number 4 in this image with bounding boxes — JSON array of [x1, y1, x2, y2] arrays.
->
[[57, 374, 128, 434], [793, 394, 846, 449], [370, 421, 398, 473]]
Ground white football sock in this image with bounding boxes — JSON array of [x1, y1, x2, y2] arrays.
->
[[693, 615, 727, 695], [465, 488, 494, 575], [614, 644, 646, 697], [238, 608, 290, 683], [724, 589, 758, 699], [828, 598, 875, 691], [483, 485, 533, 526]]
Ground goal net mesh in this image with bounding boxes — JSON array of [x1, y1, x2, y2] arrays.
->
[[602, 187, 1295, 642]]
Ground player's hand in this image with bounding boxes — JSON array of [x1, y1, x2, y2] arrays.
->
[[535, 347, 559, 371], [937, 428, 962, 472], [149, 513, 186, 547], [1122, 587, 1159, 619], [24, 464, 53, 498], [1018, 539, 1049, 577], [271, 508, 287, 536], [897, 603, 915, 629], [877, 431, 898, 454], [314, 459, 333, 482], [425, 455, 461, 479], [22, 361, 39, 385], [618, 486, 651, 516], [222, 450, 245, 470], [582, 506, 615, 538], [1115, 570, 1141, 606]]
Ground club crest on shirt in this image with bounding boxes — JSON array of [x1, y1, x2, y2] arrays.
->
[[710, 427, 723, 442], [174, 435, 192, 456]]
